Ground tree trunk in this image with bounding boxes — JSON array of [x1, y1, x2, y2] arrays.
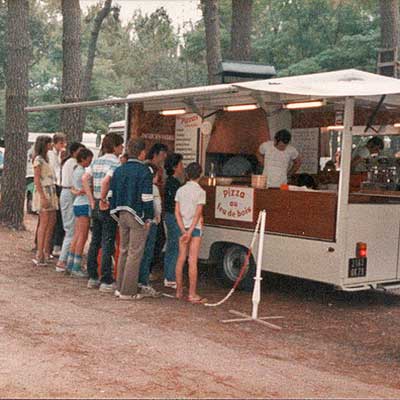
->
[[60, 0, 82, 142], [79, 0, 113, 133], [201, 0, 222, 84], [379, 0, 399, 49], [0, 0, 30, 229], [230, 0, 253, 61]]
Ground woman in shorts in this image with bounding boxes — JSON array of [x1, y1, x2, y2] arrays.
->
[[67, 148, 94, 278], [32, 135, 58, 266]]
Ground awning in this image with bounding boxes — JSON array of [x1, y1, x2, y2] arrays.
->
[[25, 69, 400, 113]]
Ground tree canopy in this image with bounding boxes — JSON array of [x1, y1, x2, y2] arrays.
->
[[0, 0, 387, 137]]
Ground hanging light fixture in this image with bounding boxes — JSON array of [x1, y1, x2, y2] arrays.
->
[[159, 108, 186, 116], [224, 104, 259, 112], [284, 100, 324, 110], [326, 125, 344, 130]]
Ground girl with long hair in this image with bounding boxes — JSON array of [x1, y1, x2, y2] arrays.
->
[[67, 148, 94, 278], [32, 135, 58, 266]]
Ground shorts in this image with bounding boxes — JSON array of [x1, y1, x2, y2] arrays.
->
[[190, 228, 203, 237], [73, 204, 91, 217]]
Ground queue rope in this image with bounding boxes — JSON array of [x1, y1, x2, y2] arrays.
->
[[204, 211, 262, 307]]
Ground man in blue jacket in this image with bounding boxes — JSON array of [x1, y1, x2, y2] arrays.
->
[[110, 138, 154, 300]]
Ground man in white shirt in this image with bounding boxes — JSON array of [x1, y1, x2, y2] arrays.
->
[[258, 129, 301, 188], [351, 136, 384, 172], [48, 133, 66, 256]]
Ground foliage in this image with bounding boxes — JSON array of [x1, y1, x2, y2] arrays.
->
[[0, 0, 389, 138]]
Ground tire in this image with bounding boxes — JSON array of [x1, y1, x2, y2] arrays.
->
[[216, 244, 255, 292], [26, 191, 33, 214]]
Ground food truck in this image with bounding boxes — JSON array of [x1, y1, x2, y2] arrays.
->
[[27, 69, 400, 292]]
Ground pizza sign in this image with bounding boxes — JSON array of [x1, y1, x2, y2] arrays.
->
[[215, 186, 254, 222]]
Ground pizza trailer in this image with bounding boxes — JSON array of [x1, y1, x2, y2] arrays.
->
[[27, 69, 400, 292]]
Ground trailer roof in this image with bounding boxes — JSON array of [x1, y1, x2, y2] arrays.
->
[[25, 69, 400, 114]]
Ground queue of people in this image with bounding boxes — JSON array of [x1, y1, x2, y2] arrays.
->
[[30, 132, 207, 303]]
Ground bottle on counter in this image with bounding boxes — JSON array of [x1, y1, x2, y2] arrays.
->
[[208, 162, 216, 186]]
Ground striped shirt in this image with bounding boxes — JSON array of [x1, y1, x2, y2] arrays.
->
[[86, 153, 119, 200]]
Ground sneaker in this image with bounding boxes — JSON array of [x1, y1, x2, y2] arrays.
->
[[164, 279, 177, 289], [118, 293, 143, 300], [55, 264, 67, 273], [87, 278, 101, 289], [140, 285, 162, 298], [52, 246, 61, 257], [71, 270, 89, 279], [114, 289, 121, 298], [99, 283, 115, 293]]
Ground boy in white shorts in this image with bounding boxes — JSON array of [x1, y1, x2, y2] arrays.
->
[[174, 162, 207, 304]]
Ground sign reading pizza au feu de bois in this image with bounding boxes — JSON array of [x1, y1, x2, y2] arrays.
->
[[215, 186, 254, 222]]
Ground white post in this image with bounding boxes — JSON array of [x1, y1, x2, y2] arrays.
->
[[336, 97, 354, 279], [252, 210, 266, 319]]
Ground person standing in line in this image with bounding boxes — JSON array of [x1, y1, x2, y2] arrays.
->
[[55, 142, 85, 272], [83, 133, 124, 292], [146, 143, 168, 274], [48, 132, 67, 257], [32, 135, 58, 266], [137, 164, 162, 297], [67, 148, 95, 278], [163, 153, 184, 289], [258, 129, 301, 188], [110, 138, 154, 300], [147, 143, 168, 170], [174, 162, 207, 304]]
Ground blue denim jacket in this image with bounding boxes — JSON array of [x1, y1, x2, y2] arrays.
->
[[110, 159, 154, 225]]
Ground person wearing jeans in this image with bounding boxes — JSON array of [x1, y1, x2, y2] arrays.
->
[[56, 142, 84, 272], [163, 153, 184, 289], [110, 138, 154, 300], [138, 165, 162, 297], [83, 133, 124, 292]]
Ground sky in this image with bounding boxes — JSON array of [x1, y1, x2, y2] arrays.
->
[[80, 0, 202, 31]]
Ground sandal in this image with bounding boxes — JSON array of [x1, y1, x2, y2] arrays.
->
[[187, 296, 208, 304], [32, 258, 47, 267]]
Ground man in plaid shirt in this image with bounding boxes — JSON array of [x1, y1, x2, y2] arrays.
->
[[82, 133, 124, 292]]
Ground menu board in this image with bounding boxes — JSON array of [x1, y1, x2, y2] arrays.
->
[[291, 128, 320, 174], [174, 113, 202, 166]]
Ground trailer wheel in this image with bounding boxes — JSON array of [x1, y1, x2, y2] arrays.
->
[[216, 244, 255, 292]]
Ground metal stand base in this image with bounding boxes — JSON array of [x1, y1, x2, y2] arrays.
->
[[221, 309, 283, 330]]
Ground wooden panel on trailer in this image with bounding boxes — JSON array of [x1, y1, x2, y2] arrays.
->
[[202, 185, 338, 241]]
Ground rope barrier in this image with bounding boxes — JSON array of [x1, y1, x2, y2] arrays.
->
[[204, 211, 263, 307]]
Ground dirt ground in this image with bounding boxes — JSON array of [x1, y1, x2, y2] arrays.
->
[[1, 215, 400, 398]]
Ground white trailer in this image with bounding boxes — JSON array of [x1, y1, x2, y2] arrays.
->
[[26, 69, 400, 292]]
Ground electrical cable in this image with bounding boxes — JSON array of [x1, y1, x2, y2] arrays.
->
[[204, 212, 262, 307]]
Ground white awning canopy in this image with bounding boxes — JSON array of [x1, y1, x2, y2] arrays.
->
[[25, 69, 400, 113]]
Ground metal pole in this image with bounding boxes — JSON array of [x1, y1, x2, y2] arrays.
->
[[252, 209, 266, 319]]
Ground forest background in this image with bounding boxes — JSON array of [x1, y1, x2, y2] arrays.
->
[[0, 0, 381, 138]]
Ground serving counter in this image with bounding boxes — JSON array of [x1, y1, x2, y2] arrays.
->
[[202, 185, 338, 241]]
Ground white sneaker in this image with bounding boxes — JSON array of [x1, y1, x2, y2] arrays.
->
[[55, 264, 67, 273], [140, 285, 162, 298], [164, 279, 177, 289], [52, 246, 61, 257], [99, 283, 115, 293], [87, 278, 101, 289], [118, 293, 143, 300], [71, 270, 89, 279], [114, 290, 121, 298]]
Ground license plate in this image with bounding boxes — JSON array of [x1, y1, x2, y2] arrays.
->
[[348, 258, 367, 278]]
